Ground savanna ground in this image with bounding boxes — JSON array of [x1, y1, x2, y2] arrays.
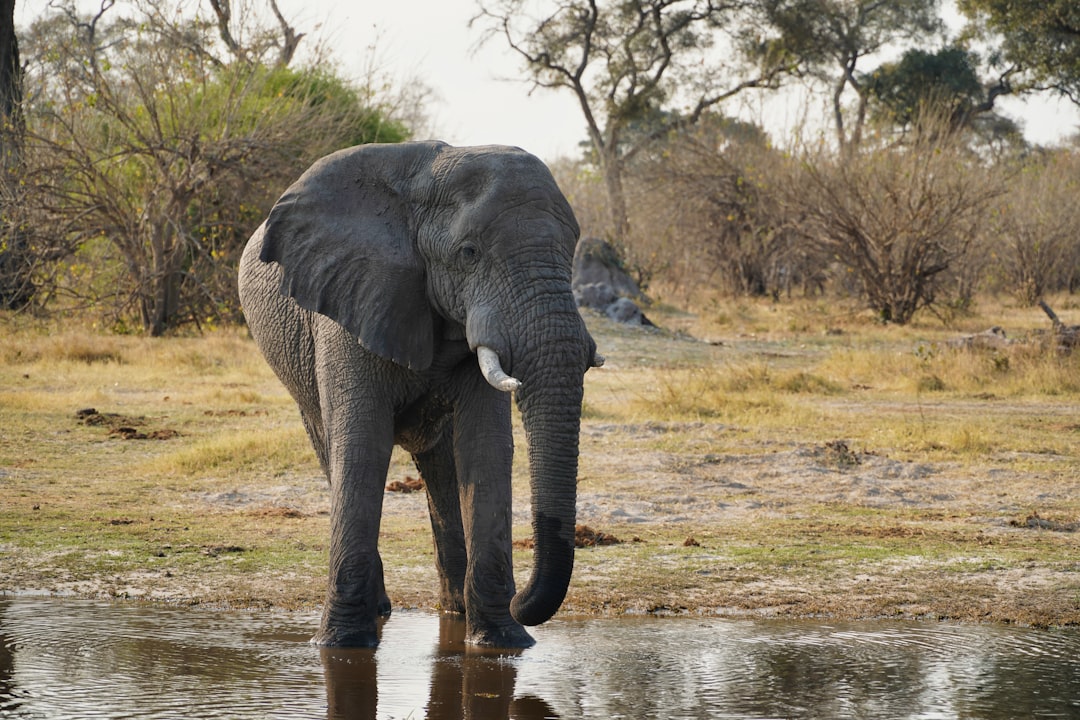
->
[[1, 296, 1078, 629]]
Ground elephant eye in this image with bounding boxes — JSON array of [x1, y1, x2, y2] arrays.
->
[[458, 243, 479, 263]]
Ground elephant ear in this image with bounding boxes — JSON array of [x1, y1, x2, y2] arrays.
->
[[259, 149, 435, 371]]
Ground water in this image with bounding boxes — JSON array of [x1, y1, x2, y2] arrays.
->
[[1, 597, 1078, 719]]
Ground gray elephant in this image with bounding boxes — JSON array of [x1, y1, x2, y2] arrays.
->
[[238, 141, 602, 648]]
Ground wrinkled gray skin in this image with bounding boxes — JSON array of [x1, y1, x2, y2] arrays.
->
[[238, 141, 599, 648]]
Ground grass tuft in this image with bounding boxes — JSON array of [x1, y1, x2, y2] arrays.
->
[[1, 332, 128, 365], [143, 427, 313, 477]]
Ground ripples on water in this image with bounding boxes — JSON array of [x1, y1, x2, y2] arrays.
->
[[1, 597, 1078, 719]]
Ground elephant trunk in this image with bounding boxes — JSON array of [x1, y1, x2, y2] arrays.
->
[[506, 310, 588, 627]]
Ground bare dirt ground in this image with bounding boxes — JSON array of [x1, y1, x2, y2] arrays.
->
[[568, 415, 1078, 626], [17, 413, 1070, 628]]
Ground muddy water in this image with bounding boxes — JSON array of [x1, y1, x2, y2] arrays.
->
[[1, 598, 1078, 719]]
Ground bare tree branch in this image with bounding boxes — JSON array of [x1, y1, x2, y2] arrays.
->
[[267, 0, 304, 67], [208, 0, 244, 61]]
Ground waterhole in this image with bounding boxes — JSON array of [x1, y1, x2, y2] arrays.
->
[[1, 597, 1078, 719]]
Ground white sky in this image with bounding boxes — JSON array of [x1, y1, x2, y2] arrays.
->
[[277, 0, 587, 160], [280, 0, 1080, 158], [17, 0, 1080, 160]]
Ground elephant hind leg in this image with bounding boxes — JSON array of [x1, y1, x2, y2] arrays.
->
[[299, 409, 330, 481], [413, 433, 467, 614]]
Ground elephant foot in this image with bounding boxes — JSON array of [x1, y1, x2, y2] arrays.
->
[[311, 622, 382, 648], [466, 620, 535, 649], [438, 588, 466, 615], [314, 601, 385, 647]]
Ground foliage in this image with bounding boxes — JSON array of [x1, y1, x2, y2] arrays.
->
[[10, 2, 408, 335], [958, 0, 1080, 103], [6, 0, 1080, 330], [867, 47, 981, 128], [759, 0, 943, 152], [864, 45, 1021, 150]]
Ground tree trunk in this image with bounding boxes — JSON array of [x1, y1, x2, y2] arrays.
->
[[142, 222, 185, 336], [0, 0, 20, 166], [600, 148, 630, 248], [0, 0, 30, 310]]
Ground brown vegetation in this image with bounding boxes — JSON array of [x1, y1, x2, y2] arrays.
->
[[554, 115, 1080, 326]]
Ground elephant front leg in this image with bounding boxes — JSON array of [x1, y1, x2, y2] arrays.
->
[[453, 379, 534, 648], [314, 429, 395, 648]]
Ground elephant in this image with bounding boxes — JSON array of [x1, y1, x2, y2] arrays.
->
[[238, 141, 602, 648]]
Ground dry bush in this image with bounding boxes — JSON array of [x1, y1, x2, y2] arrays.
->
[[549, 158, 608, 234], [549, 158, 612, 244], [778, 128, 1006, 324], [979, 150, 1080, 304], [622, 123, 823, 305]]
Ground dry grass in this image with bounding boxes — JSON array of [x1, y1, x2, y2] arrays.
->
[[2, 296, 1078, 627]]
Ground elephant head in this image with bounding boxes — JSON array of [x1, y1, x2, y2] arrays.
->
[[256, 141, 599, 629]]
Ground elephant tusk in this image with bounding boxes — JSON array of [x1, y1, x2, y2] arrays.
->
[[591, 353, 606, 368], [477, 346, 521, 393]]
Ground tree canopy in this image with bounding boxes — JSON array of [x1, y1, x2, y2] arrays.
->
[[759, 0, 943, 151], [958, 0, 1080, 103], [475, 0, 794, 249]]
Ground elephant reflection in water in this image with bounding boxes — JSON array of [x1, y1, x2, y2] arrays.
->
[[321, 615, 558, 719]]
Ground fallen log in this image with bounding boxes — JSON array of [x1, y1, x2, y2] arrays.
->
[[945, 326, 1011, 350], [1038, 300, 1080, 353]]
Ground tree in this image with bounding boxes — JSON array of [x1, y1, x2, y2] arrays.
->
[[475, 0, 793, 250], [865, 45, 1019, 147], [958, 0, 1080, 104], [760, 0, 942, 153], [0, 0, 29, 308], [17, 1, 409, 333]]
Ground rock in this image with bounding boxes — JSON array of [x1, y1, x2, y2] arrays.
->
[[573, 282, 618, 310], [606, 297, 653, 326], [571, 237, 652, 326]]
